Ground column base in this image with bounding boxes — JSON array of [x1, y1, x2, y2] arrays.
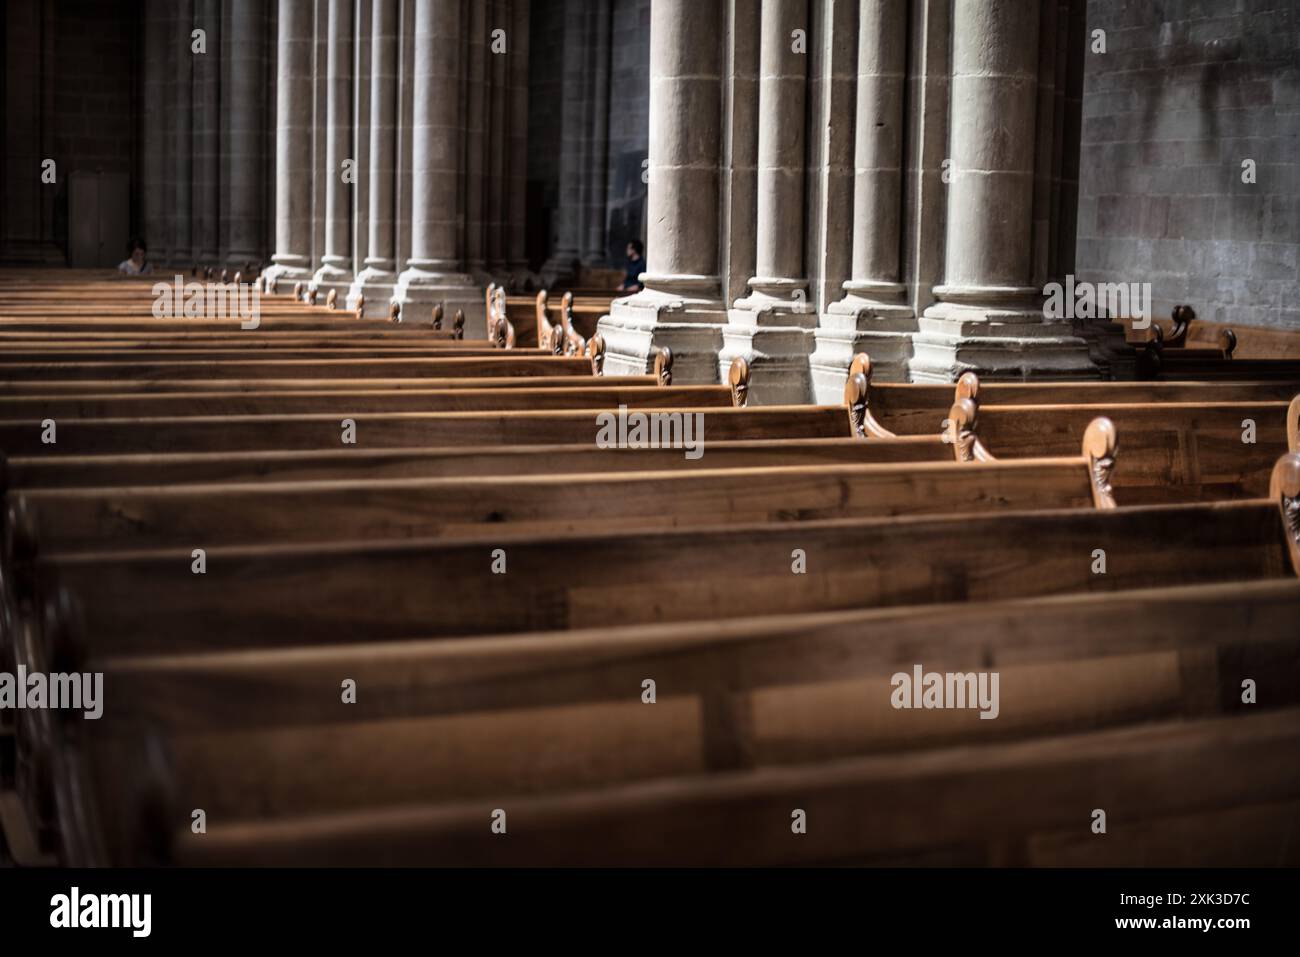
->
[[394, 265, 485, 337], [311, 261, 354, 301], [809, 292, 918, 403], [261, 259, 314, 294], [718, 291, 818, 405], [595, 280, 727, 382], [909, 292, 1100, 383], [346, 266, 398, 317]]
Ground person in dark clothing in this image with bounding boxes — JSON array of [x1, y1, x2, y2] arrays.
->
[[117, 237, 153, 275], [618, 240, 645, 293]]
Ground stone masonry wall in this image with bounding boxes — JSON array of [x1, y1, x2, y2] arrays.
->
[[1075, 0, 1299, 329]]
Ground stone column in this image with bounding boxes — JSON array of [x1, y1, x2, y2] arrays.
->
[[719, 0, 814, 404], [486, 0, 509, 275], [910, 0, 1094, 381], [596, 0, 727, 380], [350, 0, 373, 290], [172, 0, 194, 269], [393, 0, 415, 278], [719, 0, 760, 309], [811, 0, 915, 397], [225, 0, 266, 267], [349, 0, 400, 312], [506, 0, 532, 278], [463, 0, 488, 280], [393, 0, 482, 332], [264, 0, 315, 287], [578, 0, 611, 267], [312, 0, 354, 290], [191, 0, 221, 266]]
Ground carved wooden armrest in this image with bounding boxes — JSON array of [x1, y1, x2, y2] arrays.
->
[[1082, 416, 1119, 509], [946, 397, 993, 462], [843, 353, 897, 439], [1271, 452, 1300, 578], [654, 347, 673, 387], [587, 334, 606, 375], [728, 357, 750, 407]]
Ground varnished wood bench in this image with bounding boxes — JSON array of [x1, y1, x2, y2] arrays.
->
[[944, 394, 1294, 501], [1140, 338, 1300, 381], [7, 272, 1298, 870], [1, 436, 956, 490], [153, 707, 1300, 867], [0, 374, 657, 396], [0, 316, 451, 334], [12, 456, 1296, 659], [0, 405, 854, 455], [1122, 310, 1300, 360], [100, 575, 1300, 737], [498, 289, 612, 354], [0, 330, 462, 346], [0, 347, 553, 366], [0, 384, 737, 419], [0, 354, 601, 384], [7, 421, 1115, 553], [856, 357, 1300, 436], [66, 578, 1300, 865]]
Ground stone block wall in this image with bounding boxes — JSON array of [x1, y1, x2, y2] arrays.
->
[[1075, 0, 1300, 329]]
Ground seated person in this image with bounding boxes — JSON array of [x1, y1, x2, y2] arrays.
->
[[117, 237, 153, 275], [618, 240, 645, 293]]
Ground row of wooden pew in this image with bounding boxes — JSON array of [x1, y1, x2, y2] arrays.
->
[[486, 283, 612, 355], [0, 271, 1298, 867]]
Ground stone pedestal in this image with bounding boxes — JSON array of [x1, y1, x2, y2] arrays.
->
[[811, 283, 917, 400], [599, 279, 725, 381], [911, 288, 1097, 382]]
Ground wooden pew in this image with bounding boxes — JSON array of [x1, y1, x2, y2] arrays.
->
[[67, 578, 1300, 865], [0, 331, 463, 347], [0, 317, 447, 334], [0, 405, 854, 455], [515, 290, 611, 354], [156, 707, 1300, 867], [12, 456, 1296, 658], [943, 394, 1293, 501], [857, 358, 1300, 436], [8, 422, 1115, 553], [0, 354, 599, 383], [99, 575, 1300, 737], [0, 384, 737, 419], [7, 269, 1297, 871], [0, 346, 553, 364], [1140, 335, 1300, 381], [0, 374, 654, 396], [1, 436, 956, 490]]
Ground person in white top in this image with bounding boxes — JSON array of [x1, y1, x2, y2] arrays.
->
[[117, 238, 153, 275]]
